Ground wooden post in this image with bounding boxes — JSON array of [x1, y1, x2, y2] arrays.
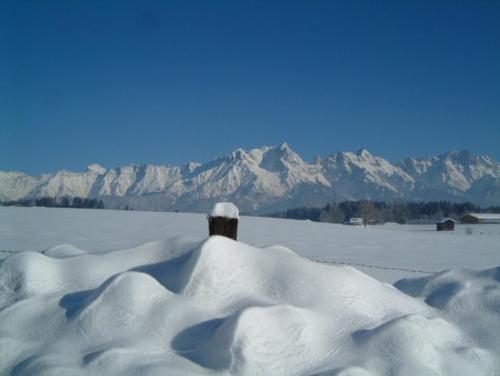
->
[[207, 202, 239, 240]]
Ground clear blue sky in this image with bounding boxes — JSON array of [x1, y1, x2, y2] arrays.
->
[[2, 0, 499, 175]]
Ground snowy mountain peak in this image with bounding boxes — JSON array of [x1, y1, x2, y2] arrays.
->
[[356, 148, 372, 158], [440, 149, 476, 164], [1, 146, 499, 211], [260, 142, 305, 171], [278, 142, 291, 150], [182, 161, 201, 174], [221, 148, 249, 164], [398, 150, 500, 200], [86, 163, 107, 175]]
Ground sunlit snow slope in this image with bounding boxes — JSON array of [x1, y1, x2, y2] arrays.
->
[[1, 208, 500, 375], [1, 235, 500, 375]]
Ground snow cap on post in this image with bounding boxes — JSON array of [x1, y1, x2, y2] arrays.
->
[[208, 202, 239, 240], [208, 202, 239, 220]]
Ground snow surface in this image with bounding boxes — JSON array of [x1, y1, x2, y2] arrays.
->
[[209, 202, 239, 219], [1, 207, 500, 375], [1, 207, 499, 283]]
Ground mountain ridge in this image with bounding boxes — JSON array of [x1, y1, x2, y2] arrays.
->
[[1, 144, 499, 212]]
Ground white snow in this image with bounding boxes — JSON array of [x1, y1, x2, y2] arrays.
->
[[0, 172, 47, 201], [86, 163, 107, 175], [209, 202, 239, 219], [1, 207, 500, 375], [2, 207, 498, 283], [2, 145, 499, 211]]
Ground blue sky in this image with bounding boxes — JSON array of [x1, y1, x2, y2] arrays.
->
[[2, 0, 499, 175]]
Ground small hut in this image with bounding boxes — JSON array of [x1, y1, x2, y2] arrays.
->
[[207, 202, 239, 240], [460, 213, 500, 224], [347, 217, 364, 226], [437, 218, 456, 231]]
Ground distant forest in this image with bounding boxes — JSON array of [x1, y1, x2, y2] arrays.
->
[[267, 201, 500, 224], [3, 198, 500, 222], [1, 196, 105, 209]]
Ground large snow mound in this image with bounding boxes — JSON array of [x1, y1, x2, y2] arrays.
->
[[1, 236, 499, 375]]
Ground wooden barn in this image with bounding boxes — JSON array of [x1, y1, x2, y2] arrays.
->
[[460, 213, 500, 224], [437, 218, 456, 231]]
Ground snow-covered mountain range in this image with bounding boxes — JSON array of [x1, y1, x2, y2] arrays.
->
[[1, 144, 499, 212]]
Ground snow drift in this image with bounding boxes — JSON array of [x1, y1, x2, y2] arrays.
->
[[1, 236, 499, 375]]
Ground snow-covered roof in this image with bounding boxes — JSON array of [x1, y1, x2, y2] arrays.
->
[[462, 213, 500, 220], [208, 202, 239, 219], [438, 217, 457, 223]]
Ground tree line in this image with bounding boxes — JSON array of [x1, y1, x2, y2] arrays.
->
[[267, 200, 500, 224], [1, 196, 105, 209]]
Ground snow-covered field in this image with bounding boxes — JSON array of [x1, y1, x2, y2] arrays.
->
[[1, 207, 500, 375], [1, 207, 499, 282]]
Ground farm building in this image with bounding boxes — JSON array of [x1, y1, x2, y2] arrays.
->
[[437, 218, 456, 231], [347, 217, 364, 226], [460, 213, 500, 224]]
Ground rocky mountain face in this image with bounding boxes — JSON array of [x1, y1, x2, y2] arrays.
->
[[398, 150, 500, 204], [1, 144, 499, 213]]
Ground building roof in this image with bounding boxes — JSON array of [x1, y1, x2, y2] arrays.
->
[[438, 217, 457, 223], [461, 213, 500, 220]]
